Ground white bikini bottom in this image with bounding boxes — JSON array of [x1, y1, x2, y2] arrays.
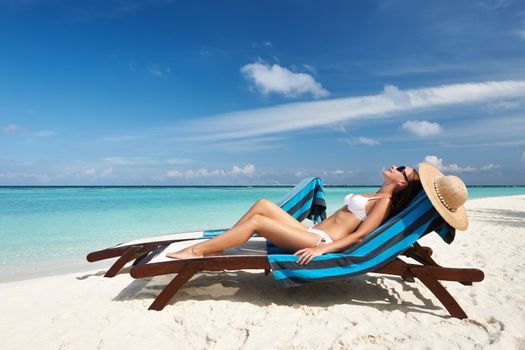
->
[[307, 227, 334, 246]]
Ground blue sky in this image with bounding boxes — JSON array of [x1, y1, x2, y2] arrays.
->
[[1, 0, 525, 185]]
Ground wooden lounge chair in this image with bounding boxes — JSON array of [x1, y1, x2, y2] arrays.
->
[[87, 177, 327, 277], [87, 231, 216, 277], [127, 191, 484, 319]]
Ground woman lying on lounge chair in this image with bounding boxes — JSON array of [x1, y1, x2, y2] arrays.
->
[[167, 164, 422, 264]]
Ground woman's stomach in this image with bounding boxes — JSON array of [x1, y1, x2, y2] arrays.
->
[[313, 206, 362, 241]]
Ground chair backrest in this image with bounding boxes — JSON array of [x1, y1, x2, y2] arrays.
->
[[203, 177, 327, 239], [267, 190, 455, 288], [277, 177, 327, 224]]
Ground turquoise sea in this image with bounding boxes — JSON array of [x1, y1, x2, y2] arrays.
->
[[1, 186, 525, 282]]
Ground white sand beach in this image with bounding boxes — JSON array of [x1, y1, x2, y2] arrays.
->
[[1, 195, 524, 349]]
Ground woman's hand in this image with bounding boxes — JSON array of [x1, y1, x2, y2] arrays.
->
[[293, 246, 327, 265]]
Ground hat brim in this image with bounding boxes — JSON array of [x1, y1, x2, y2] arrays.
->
[[418, 163, 469, 231]]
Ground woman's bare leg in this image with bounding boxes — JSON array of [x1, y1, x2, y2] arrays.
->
[[231, 199, 308, 230], [200, 200, 307, 257], [166, 214, 319, 259], [167, 199, 308, 258], [198, 200, 278, 257]]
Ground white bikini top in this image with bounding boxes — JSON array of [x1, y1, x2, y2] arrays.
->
[[344, 193, 390, 221]]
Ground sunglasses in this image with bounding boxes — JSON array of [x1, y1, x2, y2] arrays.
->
[[396, 166, 409, 182]]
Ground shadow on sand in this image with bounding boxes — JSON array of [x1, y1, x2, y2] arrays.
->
[[112, 270, 447, 318], [75, 270, 107, 280], [468, 208, 525, 228]]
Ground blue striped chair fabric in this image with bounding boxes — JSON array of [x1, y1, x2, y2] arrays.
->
[[268, 189, 455, 288]]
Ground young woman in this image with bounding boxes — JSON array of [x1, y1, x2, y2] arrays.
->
[[167, 164, 422, 265]]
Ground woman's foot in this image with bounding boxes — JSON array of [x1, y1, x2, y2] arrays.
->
[[166, 246, 203, 259], [204, 250, 224, 257]]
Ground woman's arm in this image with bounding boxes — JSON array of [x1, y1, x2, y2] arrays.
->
[[294, 198, 392, 264]]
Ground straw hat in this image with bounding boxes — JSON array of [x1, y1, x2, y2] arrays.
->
[[418, 163, 469, 230]]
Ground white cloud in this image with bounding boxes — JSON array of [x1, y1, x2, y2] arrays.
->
[[382, 85, 412, 106], [166, 169, 183, 178], [231, 164, 255, 176], [423, 155, 447, 170], [302, 64, 316, 74], [443, 164, 477, 173], [3, 124, 23, 135], [178, 80, 525, 142], [54, 162, 117, 180], [187, 168, 227, 178], [423, 156, 501, 173], [521, 151, 525, 161], [402, 120, 443, 137], [422, 155, 476, 173], [166, 164, 256, 179], [477, 0, 511, 10], [199, 46, 227, 57], [240, 61, 329, 98], [2, 125, 55, 139], [103, 157, 159, 166], [424, 114, 525, 149], [149, 64, 171, 77], [322, 169, 347, 176], [342, 136, 380, 146], [251, 41, 273, 48], [83, 168, 97, 176], [357, 137, 380, 146], [516, 29, 525, 39], [480, 164, 501, 171]]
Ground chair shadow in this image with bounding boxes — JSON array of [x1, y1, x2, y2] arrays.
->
[[76, 270, 107, 280], [113, 270, 447, 318]]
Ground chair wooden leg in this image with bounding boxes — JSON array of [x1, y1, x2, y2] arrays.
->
[[404, 245, 438, 267], [413, 242, 433, 256], [410, 268, 468, 319], [405, 244, 472, 287], [132, 253, 148, 266], [401, 269, 415, 282], [148, 261, 204, 311], [104, 246, 143, 277]]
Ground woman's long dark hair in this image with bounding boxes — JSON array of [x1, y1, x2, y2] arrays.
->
[[389, 171, 422, 218]]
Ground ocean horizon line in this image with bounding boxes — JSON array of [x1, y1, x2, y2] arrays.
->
[[1, 184, 524, 188]]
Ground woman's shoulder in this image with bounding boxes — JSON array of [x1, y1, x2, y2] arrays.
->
[[368, 195, 393, 210], [363, 192, 392, 199]]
